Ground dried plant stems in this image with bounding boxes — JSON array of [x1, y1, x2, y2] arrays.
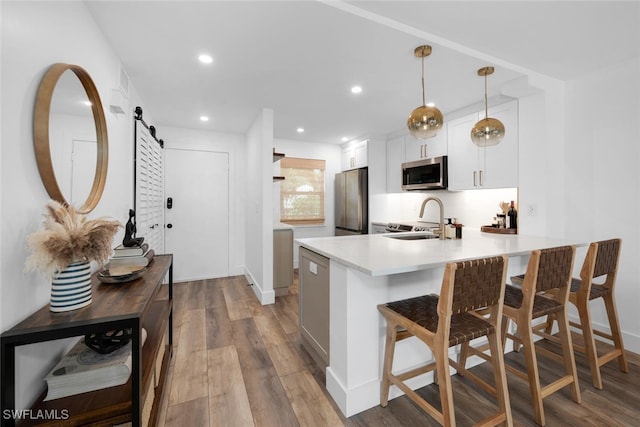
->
[[25, 200, 122, 277]]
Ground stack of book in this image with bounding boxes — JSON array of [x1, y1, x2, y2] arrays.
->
[[44, 329, 147, 401], [109, 243, 154, 270]]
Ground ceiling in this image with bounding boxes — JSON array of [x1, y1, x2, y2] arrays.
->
[[85, 1, 640, 145]]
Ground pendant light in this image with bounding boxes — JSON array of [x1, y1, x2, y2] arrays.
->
[[407, 45, 443, 139], [471, 66, 505, 146]]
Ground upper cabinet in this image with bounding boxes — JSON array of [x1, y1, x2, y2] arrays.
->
[[385, 128, 448, 193], [341, 139, 368, 171], [386, 135, 406, 193], [447, 100, 518, 190], [404, 126, 448, 162]]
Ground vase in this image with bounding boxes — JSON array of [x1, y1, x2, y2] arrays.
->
[[50, 261, 92, 312]]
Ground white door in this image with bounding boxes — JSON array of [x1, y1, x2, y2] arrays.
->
[[164, 148, 229, 282], [70, 139, 96, 205]]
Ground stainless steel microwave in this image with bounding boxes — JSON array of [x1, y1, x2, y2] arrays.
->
[[401, 156, 448, 190]]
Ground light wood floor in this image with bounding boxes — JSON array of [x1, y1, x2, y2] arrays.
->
[[157, 273, 640, 426]]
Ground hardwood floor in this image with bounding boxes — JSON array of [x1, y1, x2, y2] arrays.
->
[[157, 274, 640, 426]]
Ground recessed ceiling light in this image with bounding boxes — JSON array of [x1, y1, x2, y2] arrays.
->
[[200, 116, 209, 122], [296, 127, 305, 133], [351, 86, 362, 94], [341, 137, 349, 142], [198, 54, 213, 64]]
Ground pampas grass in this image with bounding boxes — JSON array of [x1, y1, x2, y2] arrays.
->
[[25, 200, 122, 277]]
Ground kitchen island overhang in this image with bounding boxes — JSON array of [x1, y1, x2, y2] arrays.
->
[[296, 229, 587, 417]]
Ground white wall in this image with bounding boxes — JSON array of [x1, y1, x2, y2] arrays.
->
[[516, 91, 549, 236], [0, 1, 146, 409], [158, 126, 246, 276], [244, 109, 275, 304], [273, 138, 342, 268], [369, 189, 518, 228], [562, 58, 640, 352]]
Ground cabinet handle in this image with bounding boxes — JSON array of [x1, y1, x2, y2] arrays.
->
[[473, 171, 477, 187], [421, 145, 424, 158], [479, 170, 484, 186]]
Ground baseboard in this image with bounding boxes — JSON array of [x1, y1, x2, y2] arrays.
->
[[569, 314, 640, 355], [243, 268, 275, 305], [326, 365, 432, 418]]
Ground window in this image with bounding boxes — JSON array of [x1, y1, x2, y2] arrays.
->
[[280, 157, 325, 225]]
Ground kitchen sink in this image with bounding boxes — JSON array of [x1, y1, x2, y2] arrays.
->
[[384, 233, 438, 240]]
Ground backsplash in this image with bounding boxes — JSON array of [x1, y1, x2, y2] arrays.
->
[[370, 188, 518, 229]]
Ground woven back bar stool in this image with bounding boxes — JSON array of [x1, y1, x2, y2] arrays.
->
[[512, 238, 627, 390], [476, 246, 580, 426], [378, 256, 512, 427]]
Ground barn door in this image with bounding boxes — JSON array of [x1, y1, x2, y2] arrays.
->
[[134, 118, 165, 254]]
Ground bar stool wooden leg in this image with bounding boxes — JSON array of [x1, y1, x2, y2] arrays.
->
[[488, 329, 513, 427], [380, 321, 398, 407], [435, 344, 455, 426], [518, 316, 546, 426], [576, 291, 603, 389], [555, 307, 582, 403], [603, 292, 629, 374]]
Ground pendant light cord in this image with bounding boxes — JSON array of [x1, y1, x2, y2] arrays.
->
[[484, 73, 488, 119], [421, 50, 426, 106]]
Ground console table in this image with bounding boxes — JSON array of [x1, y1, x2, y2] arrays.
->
[[1, 254, 173, 427]]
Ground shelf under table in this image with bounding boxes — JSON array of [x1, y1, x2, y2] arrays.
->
[[1, 254, 173, 427]]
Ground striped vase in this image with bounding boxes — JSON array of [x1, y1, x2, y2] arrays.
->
[[50, 261, 92, 312]]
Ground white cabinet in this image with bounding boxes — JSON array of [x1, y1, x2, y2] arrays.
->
[[404, 126, 448, 162], [299, 247, 330, 368], [386, 135, 405, 193], [341, 140, 368, 170], [447, 113, 480, 190], [447, 100, 518, 190], [483, 101, 518, 189]]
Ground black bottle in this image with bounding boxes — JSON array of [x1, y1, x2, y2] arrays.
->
[[508, 201, 517, 229]]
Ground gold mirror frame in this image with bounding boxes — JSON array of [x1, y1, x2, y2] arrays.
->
[[34, 63, 108, 213]]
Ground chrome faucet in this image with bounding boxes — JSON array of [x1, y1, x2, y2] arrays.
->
[[419, 196, 445, 240]]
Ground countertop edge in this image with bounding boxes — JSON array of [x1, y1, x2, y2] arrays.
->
[[297, 230, 586, 277]]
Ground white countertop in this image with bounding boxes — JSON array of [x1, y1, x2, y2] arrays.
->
[[297, 229, 585, 276], [274, 222, 294, 230]]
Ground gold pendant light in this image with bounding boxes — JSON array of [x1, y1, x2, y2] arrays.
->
[[407, 45, 443, 139], [471, 66, 505, 146]]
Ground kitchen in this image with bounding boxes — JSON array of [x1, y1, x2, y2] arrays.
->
[[2, 1, 639, 426]]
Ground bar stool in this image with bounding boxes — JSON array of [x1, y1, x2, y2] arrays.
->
[[378, 256, 512, 427], [515, 239, 628, 390], [467, 245, 580, 426]]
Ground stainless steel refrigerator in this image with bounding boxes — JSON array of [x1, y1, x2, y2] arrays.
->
[[335, 168, 368, 236]]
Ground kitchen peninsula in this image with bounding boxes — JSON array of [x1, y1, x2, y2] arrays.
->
[[297, 229, 586, 417]]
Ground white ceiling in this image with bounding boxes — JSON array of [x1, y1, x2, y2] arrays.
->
[[85, 1, 640, 145]]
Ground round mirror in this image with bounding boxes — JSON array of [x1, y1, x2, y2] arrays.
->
[[34, 63, 108, 213]]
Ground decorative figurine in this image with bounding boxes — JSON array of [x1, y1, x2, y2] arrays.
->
[[122, 209, 144, 247]]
